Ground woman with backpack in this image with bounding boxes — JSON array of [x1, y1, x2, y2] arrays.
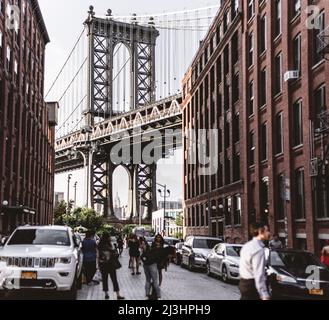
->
[[98, 233, 125, 300]]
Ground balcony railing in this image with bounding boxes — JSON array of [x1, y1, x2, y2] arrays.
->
[[318, 26, 329, 55]]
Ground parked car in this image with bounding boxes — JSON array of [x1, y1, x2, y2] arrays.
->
[[145, 237, 155, 247], [163, 237, 180, 247], [181, 236, 224, 271], [174, 242, 184, 265], [0, 226, 83, 299], [206, 243, 242, 282], [266, 249, 329, 300]]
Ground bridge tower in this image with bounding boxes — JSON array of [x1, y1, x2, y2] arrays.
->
[[83, 6, 160, 220]]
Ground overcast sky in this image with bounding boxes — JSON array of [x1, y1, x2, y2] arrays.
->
[[38, 0, 218, 207]]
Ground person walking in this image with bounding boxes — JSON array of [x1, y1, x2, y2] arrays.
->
[[239, 222, 271, 300], [321, 240, 329, 268], [129, 234, 141, 275], [152, 234, 166, 286], [269, 234, 283, 250], [98, 233, 125, 300], [81, 230, 99, 286], [140, 239, 162, 300], [117, 235, 124, 257]]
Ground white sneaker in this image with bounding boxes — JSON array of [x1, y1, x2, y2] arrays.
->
[[158, 298, 162, 300]]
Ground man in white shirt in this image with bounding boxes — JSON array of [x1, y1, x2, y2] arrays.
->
[[239, 222, 271, 300]]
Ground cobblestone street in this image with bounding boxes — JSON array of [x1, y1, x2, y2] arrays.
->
[[77, 249, 240, 301]]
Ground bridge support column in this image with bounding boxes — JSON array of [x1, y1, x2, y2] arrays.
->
[[133, 163, 157, 222], [91, 154, 114, 217]]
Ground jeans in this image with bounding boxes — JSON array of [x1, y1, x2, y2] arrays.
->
[[100, 263, 120, 292], [144, 263, 161, 299]]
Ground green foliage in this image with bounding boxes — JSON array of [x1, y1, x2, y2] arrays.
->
[[175, 232, 183, 240], [175, 214, 183, 227], [54, 201, 67, 225], [59, 207, 104, 233], [97, 224, 120, 237], [122, 224, 136, 236]]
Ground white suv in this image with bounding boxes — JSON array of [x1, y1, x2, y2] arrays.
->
[[0, 226, 83, 299]]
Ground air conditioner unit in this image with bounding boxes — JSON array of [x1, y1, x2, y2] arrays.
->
[[284, 70, 300, 82]]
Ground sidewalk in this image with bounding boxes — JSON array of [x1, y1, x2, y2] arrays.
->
[[77, 248, 240, 300]]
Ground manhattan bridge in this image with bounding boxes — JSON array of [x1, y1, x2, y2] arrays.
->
[[48, 5, 219, 222]]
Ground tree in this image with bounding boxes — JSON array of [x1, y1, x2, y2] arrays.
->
[[176, 213, 183, 227], [122, 224, 136, 236], [54, 201, 67, 225]]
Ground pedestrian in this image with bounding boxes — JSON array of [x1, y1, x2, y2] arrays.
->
[[152, 234, 168, 287], [81, 230, 99, 286], [117, 235, 124, 257], [269, 234, 284, 250], [239, 222, 271, 300], [98, 232, 125, 300], [128, 234, 141, 275], [140, 239, 162, 300], [321, 240, 329, 268]]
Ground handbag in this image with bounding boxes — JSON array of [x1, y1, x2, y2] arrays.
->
[[110, 249, 122, 270]]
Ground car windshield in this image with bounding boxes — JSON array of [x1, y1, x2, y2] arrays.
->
[[226, 246, 242, 257], [270, 251, 323, 269], [7, 229, 70, 246], [193, 239, 221, 249]]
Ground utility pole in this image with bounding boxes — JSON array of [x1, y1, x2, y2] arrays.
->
[[67, 174, 72, 213], [73, 182, 78, 209], [157, 183, 170, 236]]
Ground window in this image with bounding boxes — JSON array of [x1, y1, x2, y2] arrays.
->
[[248, 81, 254, 116], [275, 0, 282, 37], [314, 85, 326, 128], [292, 0, 301, 18], [6, 45, 11, 70], [231, 0, 239, 19], [276, 112, 283, 154], [232, 74, 239, 103], [261, 178, 269, 223], [293, 100, 303, 146], [274, 53, 282, 95], [233, 154, 240, 182], [233, 113, 239, 143], [259, 68, 267, 107], [293, 34, 301, 72], [248, 32, 254, 67], [0, 30, 2, 51], [232, 32, 239, 65], [233, 195, 241, 225], [260, 15, 267, 53], [261, 123, 268, 161], [277, 174, 285, 220], [313, 10, 325, 65], [248, 0, 254, 20], [249, 131, 255, 166], [225, 197, 232, 226], [225, 157, 231, 185], [295, 168, 305, 220]]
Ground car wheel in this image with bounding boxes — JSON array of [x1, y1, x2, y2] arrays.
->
[[206, 261, 212, 277], [222, 265, 229, 283]]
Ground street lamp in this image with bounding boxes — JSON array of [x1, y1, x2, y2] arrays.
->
[[73, 182, 78, 209], [67, 174, 72, 213], [157, 183, 170, 236]]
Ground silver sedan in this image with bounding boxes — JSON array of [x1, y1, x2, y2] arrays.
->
[[206, 244, 243, 282]]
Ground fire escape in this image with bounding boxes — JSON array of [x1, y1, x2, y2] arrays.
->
[[309, 26, 329, 215]]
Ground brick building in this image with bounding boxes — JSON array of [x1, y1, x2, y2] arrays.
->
[[0, 0, 56, 235], [183, 0, 329, 254]]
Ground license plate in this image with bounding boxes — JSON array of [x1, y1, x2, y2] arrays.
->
[[309, 289, 324, 296], [21, 271, 37, 280]]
